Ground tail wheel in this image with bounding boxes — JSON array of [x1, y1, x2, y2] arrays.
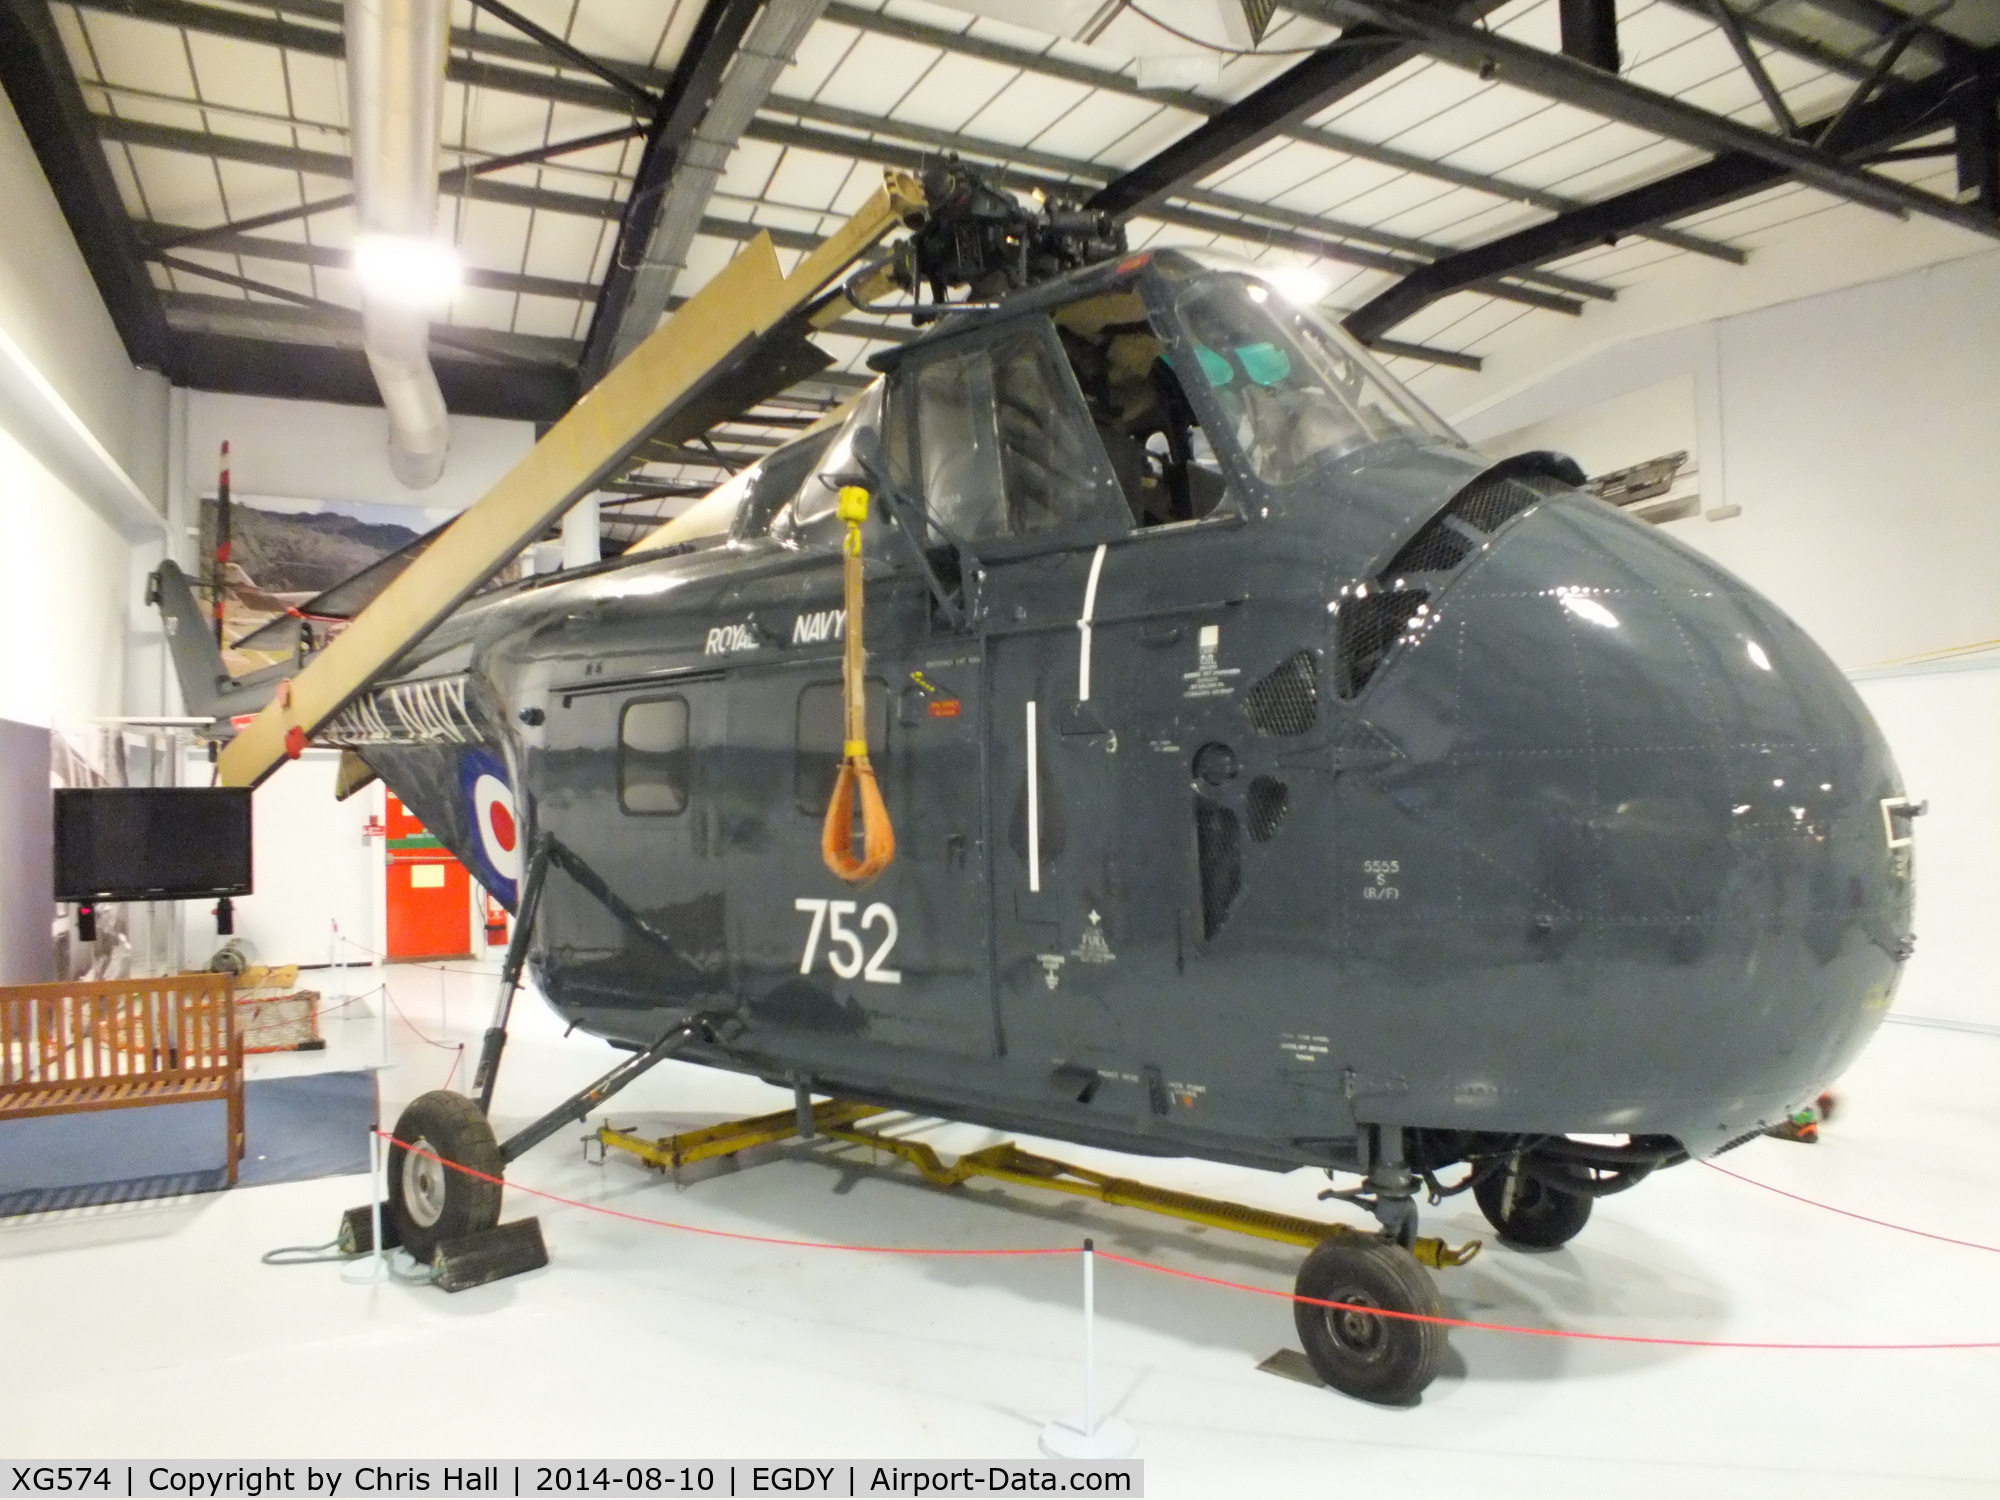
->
[[1294, 1236, 1447, 1405], [1474, 1162, 1592, 1249], [387, 1091, 504, 1262]]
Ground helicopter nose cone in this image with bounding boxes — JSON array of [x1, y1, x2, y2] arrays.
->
[[1349, 485, 1911, 1151]]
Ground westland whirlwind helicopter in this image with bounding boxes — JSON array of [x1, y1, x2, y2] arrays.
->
[[154, 161, 1915, 1404]]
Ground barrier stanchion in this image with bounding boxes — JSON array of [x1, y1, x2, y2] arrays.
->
[[342, 1130, 390, 1283], [1040, 1238, 1136, 1459]]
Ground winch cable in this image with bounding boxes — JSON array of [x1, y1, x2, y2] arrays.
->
[[364, 1132, 2000, 1351], [822, 484, 896, 883]]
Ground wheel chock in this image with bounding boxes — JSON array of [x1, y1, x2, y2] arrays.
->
[[338, 1203, 401, 1255], [432, 1217, 549, 1292]]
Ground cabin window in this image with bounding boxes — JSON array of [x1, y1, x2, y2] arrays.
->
[[795, 678, 891, 815], [907, 325, 1126, 545], [619, 696, 690, 815]]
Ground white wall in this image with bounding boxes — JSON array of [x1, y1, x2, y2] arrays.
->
[[178, 749, 388, 972], [0, 93, 169, 731], [1458, 249, 2000, 674], [186, 390, 535, 514]]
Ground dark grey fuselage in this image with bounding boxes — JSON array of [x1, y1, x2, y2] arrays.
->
[[376, 258, 1911, 1177]]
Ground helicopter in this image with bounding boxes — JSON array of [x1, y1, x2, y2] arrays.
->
[[152, 163, 1916, 1404]]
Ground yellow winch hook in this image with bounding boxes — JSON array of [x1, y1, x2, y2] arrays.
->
[[821, 485, 896, 883]]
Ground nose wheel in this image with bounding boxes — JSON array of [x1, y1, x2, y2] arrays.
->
[[1474, 1160, 1592, 1249], [1293, 1236, 1447, 1404]]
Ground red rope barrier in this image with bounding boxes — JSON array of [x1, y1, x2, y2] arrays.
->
[[375, 1133, 1070, 1258], [369, 1132, 2000, 1350], [1700, 1159, 2000, 1254]]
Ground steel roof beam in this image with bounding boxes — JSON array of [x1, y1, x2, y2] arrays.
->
[[148, 228, 600, 303], [0, 0, 171, 368], [821, 0, 1738, 264], [767, 93, 1613, 304], [1305, 0, 2000, 237], [464, 0, 661, 112], [1343, 50, 1995, 341], [744, 117, 1586, 318], [1083, 6, 1481, 218], [77, 0, 1740, 271], [577, 0, 764, 387], [150, 124, 644, 251], [102, 118, 834, 253]]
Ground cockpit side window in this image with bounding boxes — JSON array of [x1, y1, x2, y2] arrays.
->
[[900, 321, 1129, 547], [1168, 273, 1455, 485], [1052, 289, 1234, 529]]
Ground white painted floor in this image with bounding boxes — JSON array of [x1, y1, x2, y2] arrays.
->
[[3, 963, 1997, 1497]]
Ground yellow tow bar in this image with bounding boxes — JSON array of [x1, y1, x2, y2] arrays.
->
[[594, 1101, 1479, 1269]]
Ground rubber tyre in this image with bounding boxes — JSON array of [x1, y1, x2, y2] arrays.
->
[[1293, 1236, 1447, 1405], [1474, 1166, 1592, 1249], [387, 1091, 504, 1263]]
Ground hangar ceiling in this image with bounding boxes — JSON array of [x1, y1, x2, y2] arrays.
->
[[1, 0, 1995, 547]]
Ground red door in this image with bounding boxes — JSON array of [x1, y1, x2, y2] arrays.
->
[[385, 794, 473, 961]]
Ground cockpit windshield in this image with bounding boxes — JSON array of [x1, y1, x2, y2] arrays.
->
[[1169, 271, 1458, 485]]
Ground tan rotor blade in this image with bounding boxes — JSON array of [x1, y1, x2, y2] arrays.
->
[[219, 171, 923, 789]]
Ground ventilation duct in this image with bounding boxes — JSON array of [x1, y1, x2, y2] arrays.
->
[[345, 0, 451, 488]]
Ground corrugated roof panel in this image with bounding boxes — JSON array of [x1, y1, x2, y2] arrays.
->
[[889, 48, 1022, 132], [717, 136, 788, 203], [450, 284, 520, 333], [212, 159, 305, 221], [958, 68, 1094, 148], [562, 0, 693, 69], [1376, 190, 1544, 249], [520, 205, 604, 283], [1368, 79, 1561, 166], [122, 142, 227, 225], [1201, 134, 1331, 202], [814, 30, 943, 113], [1028, 87, 1173, 168], [71, 10, 198, 96], [1545, 136, 1703, 201], [762, 144, 861, 214], [511, 292, 586, 340], [282, 49, 347, 129], [1314, 57, 1474, 136], [782, 19, 866, 100], [457, 194, 532, 272], [184, 33, 297, 118]]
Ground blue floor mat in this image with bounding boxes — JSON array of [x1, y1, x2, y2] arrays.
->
[[0, 1070, 377, 1215]]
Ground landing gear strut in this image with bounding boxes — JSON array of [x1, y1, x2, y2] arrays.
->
[[1305, 1126, 1448, 1404]]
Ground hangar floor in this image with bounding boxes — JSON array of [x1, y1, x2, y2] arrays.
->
[[1, 963, 1995, 1496]]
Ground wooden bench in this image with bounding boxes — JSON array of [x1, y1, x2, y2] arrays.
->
[[0, 974, 245, 1185]]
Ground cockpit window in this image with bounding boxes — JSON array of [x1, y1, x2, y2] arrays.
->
[[902, 322, 1128, 546], [1170, 273, 1457, 485]]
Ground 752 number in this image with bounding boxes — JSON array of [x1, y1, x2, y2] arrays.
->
[[794, 898, 901, 984]]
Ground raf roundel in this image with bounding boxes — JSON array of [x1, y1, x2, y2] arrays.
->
[[474, 773, 522, 883]]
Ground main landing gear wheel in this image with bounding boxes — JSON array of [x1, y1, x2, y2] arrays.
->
[[1294, 1236, 1447, 1405], [1474, 1163, 1592, 1249], [388, 1091, 504, 1261]]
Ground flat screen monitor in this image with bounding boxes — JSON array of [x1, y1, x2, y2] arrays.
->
[[53, 787, 253, 902]]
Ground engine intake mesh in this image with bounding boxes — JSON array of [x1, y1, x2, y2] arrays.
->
[[1247, 776, 1289, 843], [1244, 651, 1318, 736], [1336, 589, 1428, 698]]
